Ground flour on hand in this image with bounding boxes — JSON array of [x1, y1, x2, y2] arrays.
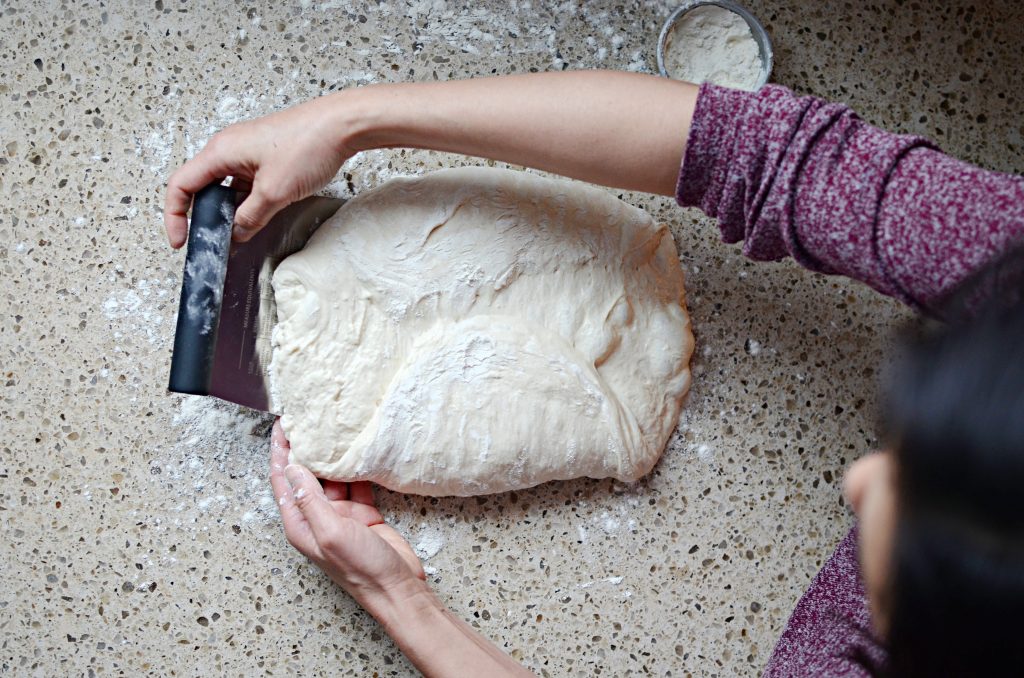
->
[[270, 167, 694, 496]]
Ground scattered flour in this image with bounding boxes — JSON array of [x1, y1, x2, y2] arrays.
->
[[158, 396, 278, 525], [132, 2, 688, 563], [162, 395, 458, 567], [696, 444, 715, 464], [578, 576, 623, 589], [135, 0, 663, 243], [663, 5, 763, 90], [102, 278, 174, 347], [413, 528, 445, 560], [137, 120, 176, 175], [578, 494, 642, 542], [600, 512, 621, 534], [303, 1, 656, 74], [322, 148, 411, 199]]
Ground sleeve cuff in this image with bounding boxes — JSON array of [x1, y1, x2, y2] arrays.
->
[[675, 82, 753, 243]]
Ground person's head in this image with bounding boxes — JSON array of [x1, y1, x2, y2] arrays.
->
[[843, 249, 1024, 676]]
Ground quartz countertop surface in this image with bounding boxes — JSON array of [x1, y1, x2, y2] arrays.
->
[[2, 1, 1023, 675]]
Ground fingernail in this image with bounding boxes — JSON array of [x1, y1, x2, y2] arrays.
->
[[284, 464, 303, 489]]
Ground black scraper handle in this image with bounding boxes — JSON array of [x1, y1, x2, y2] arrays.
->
[[168, 182, 236, 395]]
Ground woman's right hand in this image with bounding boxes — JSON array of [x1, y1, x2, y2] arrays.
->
[[163, 92, 356, 248], [163, 71, 699, 251]]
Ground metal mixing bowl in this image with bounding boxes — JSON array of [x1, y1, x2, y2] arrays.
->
[[657, 0, 774, 89]]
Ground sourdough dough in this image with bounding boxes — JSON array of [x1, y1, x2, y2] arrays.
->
[[270, 167, 693, 496]]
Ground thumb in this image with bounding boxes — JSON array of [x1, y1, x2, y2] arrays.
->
[[232, 181, 290, 242], [284, 464, 338, 538]]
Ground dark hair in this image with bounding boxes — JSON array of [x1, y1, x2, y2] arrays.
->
[[879, 248, 1024, 676]]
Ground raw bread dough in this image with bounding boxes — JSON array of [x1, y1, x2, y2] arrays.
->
[[270, 167, 693, 496]]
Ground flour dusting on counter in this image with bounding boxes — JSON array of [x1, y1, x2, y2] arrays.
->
[[156, 396, 277, 524], [103, 284, 168, 347], [413, 527, 446, 560]]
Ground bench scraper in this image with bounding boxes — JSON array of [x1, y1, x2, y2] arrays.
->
[[167, 181, 345, 413]]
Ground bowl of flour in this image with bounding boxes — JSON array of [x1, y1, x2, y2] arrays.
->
[[657, 0, 773, 91]]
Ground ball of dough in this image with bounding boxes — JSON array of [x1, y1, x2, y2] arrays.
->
[[270, 167, 693, 496]]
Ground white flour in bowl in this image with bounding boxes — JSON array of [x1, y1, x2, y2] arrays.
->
[[664, 5, 763, 91]]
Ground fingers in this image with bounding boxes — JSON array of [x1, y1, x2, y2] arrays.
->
[[349, 481, 376, 507], [284, 463, 341, 540], [232, 180, 289, 242], [269, 420, 314, 552], [163, 148, 233, 249], [230, 177, 254, 194], [326, 480, 382, 525], [372, 524, 427, 580], [332, 495, 385, 526], [163, 183, 194, 249], [269, 420, 292, 491], [269, 422, 384, 565], [322, 480, 349, 502]]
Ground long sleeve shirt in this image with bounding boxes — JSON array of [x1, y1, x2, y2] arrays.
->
[[676, 82, 1024, 675]]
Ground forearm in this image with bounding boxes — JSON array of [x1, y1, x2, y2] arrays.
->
[[366, 581, 534, 677], [338, 70, 698, 197]]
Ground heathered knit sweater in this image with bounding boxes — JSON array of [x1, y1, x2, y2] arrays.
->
[[676, 83, 1024, 676]]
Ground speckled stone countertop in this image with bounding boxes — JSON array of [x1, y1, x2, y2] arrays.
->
[[2, 1, 1022, 675]]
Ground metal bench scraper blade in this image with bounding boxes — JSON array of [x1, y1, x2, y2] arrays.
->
[[168, 183, 345, 413]]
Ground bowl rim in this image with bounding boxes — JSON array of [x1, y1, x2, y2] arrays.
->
[[656, 0, 774, 89]]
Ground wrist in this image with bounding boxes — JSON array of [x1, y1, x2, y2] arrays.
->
[[361, 575, 440, 635], [330, 84, 407, 156]]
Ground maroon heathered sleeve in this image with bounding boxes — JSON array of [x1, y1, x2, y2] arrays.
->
[[678, 83, 1024, 674], [677, 83, 1024, 313], [761, 527, 884, 677]]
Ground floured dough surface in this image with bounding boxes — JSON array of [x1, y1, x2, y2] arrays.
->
[[270, 167, 693, 496]]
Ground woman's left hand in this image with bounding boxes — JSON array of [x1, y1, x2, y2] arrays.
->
[[269, 419, 535, 677], [269, 420, 425, 609]]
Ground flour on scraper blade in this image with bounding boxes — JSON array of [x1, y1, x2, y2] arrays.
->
[[269, 166, 694, 496]]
